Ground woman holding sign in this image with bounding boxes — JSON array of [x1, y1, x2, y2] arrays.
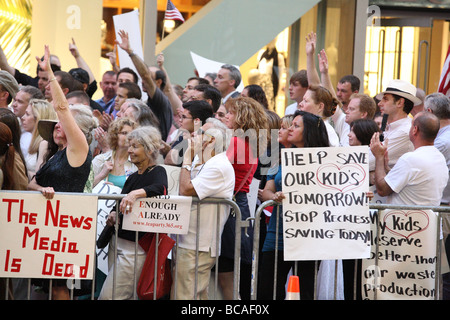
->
[[25, 46, 97, 300], [98, 126, 168, 300], [258, 110, 329, 300]]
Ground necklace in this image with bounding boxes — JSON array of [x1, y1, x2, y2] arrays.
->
[[145, 165, 157, 173]]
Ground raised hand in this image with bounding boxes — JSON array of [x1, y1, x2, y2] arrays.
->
[[318, 49, 329, 74], [369, 132, 387, 159], [306, 32, 317, 56], [115, 30, 131, 54], [36, 45, 50, 72], [69, 38, 80, 58]]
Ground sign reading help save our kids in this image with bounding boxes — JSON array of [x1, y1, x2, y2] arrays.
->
[[362, 209, 439, 300], [0, 192, 98, 279], [281, 146, 371, 261], [123, 195, 192, 234]]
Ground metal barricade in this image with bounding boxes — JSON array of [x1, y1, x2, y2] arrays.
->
[[1, 191, 243, 300], [251, 200, 450, 300]]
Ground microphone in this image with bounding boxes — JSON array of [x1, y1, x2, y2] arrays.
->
[[379, 113, 388, 142]]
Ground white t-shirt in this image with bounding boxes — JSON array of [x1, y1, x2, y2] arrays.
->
[[284, 102, 299, 115], [384, 117, 414, 168], [324, 119, 340, 147], [332, 110, 350, 147], [384, 146, 448, 206], [178, 152, 235, 257]]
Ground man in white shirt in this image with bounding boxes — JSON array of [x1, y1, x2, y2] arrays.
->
[[424, 93, 450, 298], [370, 111, 448, 206], [173, 117, 235, 300], [375, 79, 422, 169], [425, 92, 450, 205], [284, 70, 308, 115]]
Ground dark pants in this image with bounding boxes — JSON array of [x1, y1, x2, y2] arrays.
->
[[258, 251, 317, 300]]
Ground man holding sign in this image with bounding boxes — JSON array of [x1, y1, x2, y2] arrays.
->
[[371, 112, 447, 206], [368, 111, 448, 300], [173, 118, 235, 300]]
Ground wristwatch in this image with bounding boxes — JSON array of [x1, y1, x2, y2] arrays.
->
[[182, 165, 192, 171]]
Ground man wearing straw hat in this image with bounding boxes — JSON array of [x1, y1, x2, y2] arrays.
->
[[375, 79, 422, 169]]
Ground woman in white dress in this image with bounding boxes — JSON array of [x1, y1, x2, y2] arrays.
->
[[20, 98, 57, 180]]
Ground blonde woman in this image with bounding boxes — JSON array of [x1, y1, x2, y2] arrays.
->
[[21, 99, 58, 180]]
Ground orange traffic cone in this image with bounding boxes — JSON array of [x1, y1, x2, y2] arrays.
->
[[286, 275, 300, 300]]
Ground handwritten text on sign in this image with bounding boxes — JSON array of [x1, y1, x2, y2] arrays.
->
[[362, 209, 438, 300], [123, 195, 192, 234], [281, 146, 371, 260], [0, 192, 98, 279]]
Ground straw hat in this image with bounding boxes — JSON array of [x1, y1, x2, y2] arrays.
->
[[38, 119, 58, 142], [376, 79, 422, 106]]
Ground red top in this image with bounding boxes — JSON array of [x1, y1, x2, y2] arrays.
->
[[226, 136, 258, 193]]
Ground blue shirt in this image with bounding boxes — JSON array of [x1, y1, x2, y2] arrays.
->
[[95, 96, 116, 114], [262, 164, 284, 252]]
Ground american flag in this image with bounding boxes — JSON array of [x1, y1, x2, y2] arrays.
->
[[164, 0, 185, 22], [438, 43, 450, 97]]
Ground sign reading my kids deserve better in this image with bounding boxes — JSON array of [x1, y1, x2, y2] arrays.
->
[[0, 192, 98, 279], [281, 146, 371, 261]]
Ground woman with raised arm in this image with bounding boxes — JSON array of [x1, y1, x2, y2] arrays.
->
[[27, 46, 96, 299]]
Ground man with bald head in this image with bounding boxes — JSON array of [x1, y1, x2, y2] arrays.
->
[[370, 111, 448, 206]]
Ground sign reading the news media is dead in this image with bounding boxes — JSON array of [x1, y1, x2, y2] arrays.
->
[[123, 195, 192, 235], [362, 209, 438, 300], [281, 146, 371, 261], [0, 192, 98, 279]]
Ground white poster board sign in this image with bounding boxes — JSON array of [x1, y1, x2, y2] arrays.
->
[[113, 10, 147, 101], [281, 146, 371, 261], [123, 195, 192, 235], [161, 165, 181, 196], [362, 209, 438, 300], [0, 192, 98, 279], [92, 181, 122, 275], [190, 51, 244, 92]]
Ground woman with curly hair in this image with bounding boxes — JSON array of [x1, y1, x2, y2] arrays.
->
[[299, 84, 340, 147], [92, 117, 138, 189], [220, 96, 269, 300]]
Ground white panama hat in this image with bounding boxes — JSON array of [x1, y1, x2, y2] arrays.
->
[[376, 79, 422, 106]]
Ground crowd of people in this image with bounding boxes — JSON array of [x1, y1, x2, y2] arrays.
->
[[0, 28, 449, 301]]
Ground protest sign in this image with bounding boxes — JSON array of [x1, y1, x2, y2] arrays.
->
[[92, 181, 122, 275], [123, 195, 192, 234], [0, 192, 98, 279], [281, 146, 371, 261], [362, 209, 438, 300]]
